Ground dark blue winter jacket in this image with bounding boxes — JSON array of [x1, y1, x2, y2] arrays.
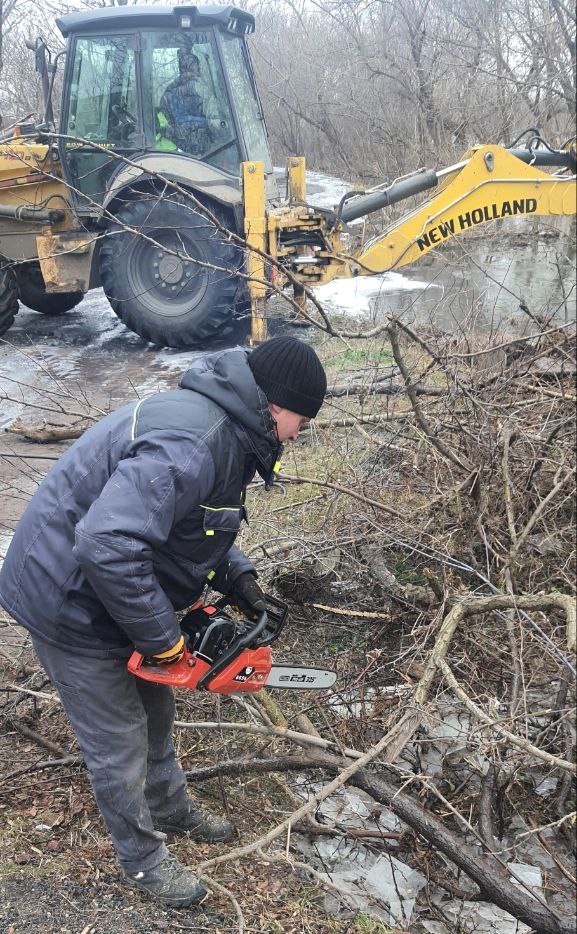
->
[[0, 349, 282, 658]]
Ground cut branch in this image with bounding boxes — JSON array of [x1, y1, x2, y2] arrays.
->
[[386, 321, 473, 472], [5, 418, 87, 443]]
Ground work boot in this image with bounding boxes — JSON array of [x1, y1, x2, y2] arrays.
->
[[124, 853, 207, 907], [154, 800, 236, 843]]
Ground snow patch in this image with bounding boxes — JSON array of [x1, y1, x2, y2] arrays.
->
[[534, 776, 559, 796], [305, 169, 358, 209], [423, 899, 532, 933], [67, 289, 141, 346], [291, 781, 420, 925], [0, 531, 14, 570], [153, 347, 208, 371], [0, 347, 44, 428], [275, 167, 354, 211], [313, 271, 437, 317], [329, 684, 410, 719], [509, 862, 543, 892]]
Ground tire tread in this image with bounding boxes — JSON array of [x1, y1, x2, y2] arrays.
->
[[0, 264, 19, 337], [100, 193, 240, 348]]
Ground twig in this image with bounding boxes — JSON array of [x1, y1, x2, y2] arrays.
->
[[478, 763, 498, 851], [437, 659, 576, 774], [311, 603, 392, 620], [4, 683, 59, 702], [292, 822, 402, 841], [175, 719, 363, 760], [506, 465, 574, 569], [10, 719, 69, 757], [1, 754, 82, 780], [278, 473, 404, 518], [501, 427, 518, 547], [414, 592, 577, 707], [197, 875, 245, 933], [314, 412, 412, 428], [524, 384, 577, 403], [535, 830, 577, 886], [386, 321, 473, 472]]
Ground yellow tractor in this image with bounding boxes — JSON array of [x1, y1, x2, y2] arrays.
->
[[0, 5, 575, 347]]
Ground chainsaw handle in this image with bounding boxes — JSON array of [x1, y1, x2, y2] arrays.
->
[[197, 609, 268, 690], [214, 592, 288, 646], [256, 593, 288, 646]]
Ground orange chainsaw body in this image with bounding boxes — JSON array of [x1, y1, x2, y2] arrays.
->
[[128, 644, 272, 693]]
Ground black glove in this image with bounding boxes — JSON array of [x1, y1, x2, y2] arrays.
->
[[229, 572, 266, 620]]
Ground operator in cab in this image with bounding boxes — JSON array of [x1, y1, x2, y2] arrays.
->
[[156, 50, 214, 155], [0, 338, 326, 909]]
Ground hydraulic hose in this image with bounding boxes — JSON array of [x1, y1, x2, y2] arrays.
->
[[0, 203, 65, 223], [508, 147, 576, 172]]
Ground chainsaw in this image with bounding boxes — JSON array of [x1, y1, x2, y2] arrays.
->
[[128, 593, 336, 694]]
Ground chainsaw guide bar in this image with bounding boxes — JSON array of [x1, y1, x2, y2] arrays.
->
[[265, 665, 337, 690]]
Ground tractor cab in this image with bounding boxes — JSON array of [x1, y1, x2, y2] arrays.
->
[[56, 5, 272, 207]]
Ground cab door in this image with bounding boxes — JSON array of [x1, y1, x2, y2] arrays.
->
[[60, 33, 143, 210]]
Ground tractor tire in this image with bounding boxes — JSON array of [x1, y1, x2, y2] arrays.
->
[[0, 262, 19, 337], [99, 193, 241, 348], [17, 266, 83, 316]]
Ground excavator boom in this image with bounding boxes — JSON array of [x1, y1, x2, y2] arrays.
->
[[241, 139, 575, 340], [353, 144, 576, 274], [257, 142, 574, 278]]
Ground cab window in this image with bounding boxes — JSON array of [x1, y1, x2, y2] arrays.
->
[[65, 36, 139, 146], [143, 30, 240, 174], [219, 33, 271, 171]]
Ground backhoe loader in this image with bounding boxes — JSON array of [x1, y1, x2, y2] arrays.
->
[[0, 4, 575, 348]]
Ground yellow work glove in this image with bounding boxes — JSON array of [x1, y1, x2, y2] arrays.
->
[[151, 635, 185, 665]]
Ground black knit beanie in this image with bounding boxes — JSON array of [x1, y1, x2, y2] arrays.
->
[[248, 337, 327, 419]]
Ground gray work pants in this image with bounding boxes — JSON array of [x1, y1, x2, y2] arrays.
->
[[32, 637, 191, 872]]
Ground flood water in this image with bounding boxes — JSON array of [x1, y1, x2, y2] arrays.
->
[[369, 225, 576, 333]]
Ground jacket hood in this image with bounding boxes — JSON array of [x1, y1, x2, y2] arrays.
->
[[179, 348, 282, 479]]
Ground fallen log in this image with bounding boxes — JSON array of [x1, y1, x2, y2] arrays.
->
[[5, 417, 86, 443]]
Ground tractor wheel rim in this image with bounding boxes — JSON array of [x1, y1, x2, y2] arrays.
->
[[126, 230, 209, 318]]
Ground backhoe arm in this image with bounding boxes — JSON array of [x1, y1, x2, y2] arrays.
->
[[352, 144, 576, 275]]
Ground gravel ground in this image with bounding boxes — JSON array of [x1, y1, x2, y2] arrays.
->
[[0, 872, 221, 934]]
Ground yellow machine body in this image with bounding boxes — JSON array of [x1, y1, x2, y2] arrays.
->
[[356, 145, 577, 273], [0, 139, 96, 293], [0, 141, 66, 213]]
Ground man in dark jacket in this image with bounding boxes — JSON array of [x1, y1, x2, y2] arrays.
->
[[0, 337, 326, 908]]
